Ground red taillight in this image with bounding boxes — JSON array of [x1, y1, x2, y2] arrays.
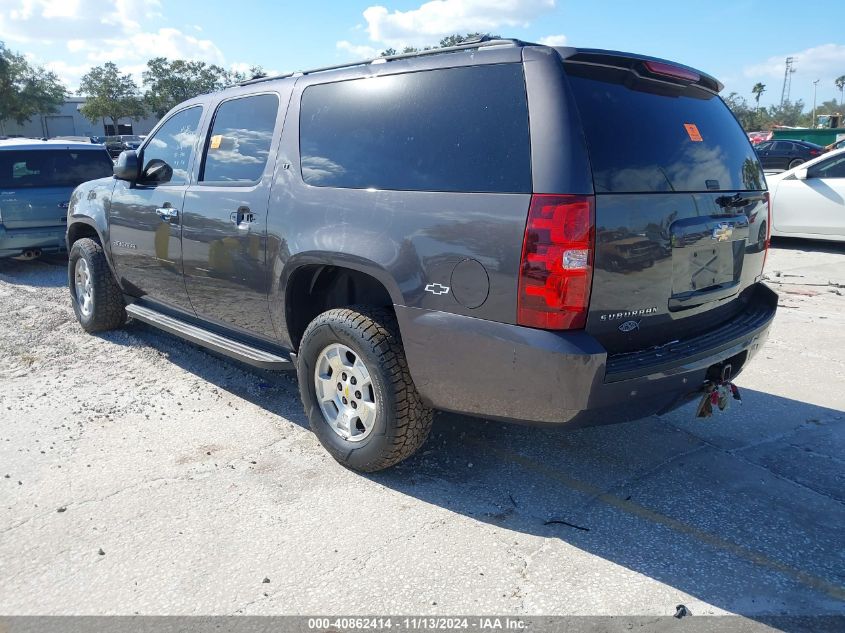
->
[[643, 60, 700, 83], [809, 149, 821, 156], [518, 194, 595, 330]]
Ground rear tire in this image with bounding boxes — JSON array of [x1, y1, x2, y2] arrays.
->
[[297, 307, 433, 472], [68, 238, 126, 333], [788, 158, 804, 169]]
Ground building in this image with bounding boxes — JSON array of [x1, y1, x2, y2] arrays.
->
[[0, 97, 160, 139]]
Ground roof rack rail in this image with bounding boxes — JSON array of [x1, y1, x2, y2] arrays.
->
[[237, 37, 532, 87]]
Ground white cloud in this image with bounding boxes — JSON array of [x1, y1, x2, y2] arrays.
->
[[127, 28, 224, 65], [744, 44, 845, 85], [336, 40, 381, 60], [360, 0, 556, 48], [538, 34, 567, 46], [0, 0, 162, 42], [1, 0, 228, 89]]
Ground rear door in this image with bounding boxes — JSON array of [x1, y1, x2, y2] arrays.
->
[[181, 92, 284, 336], [563, 58, 768, 354], [0, 148, 113, 229], [755, 141, 773, 169], [769, 141, 794, 170], [109, 106, 204, 311], [774, 153, 845, 236]]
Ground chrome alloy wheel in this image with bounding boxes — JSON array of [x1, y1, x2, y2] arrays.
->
[[74, 257, 94, 318], [314, 343, 378, 442]]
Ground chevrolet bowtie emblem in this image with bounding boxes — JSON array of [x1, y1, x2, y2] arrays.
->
[[712, 222, 734, 242], [424, 283, 450, 295]]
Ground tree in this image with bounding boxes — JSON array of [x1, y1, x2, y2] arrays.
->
[[0, 41, 66, 134], [751, 82, 766, 111], [78, 62, 145, 134], [724, 92, 757, 131], [143, 57, 235, 118], [439, 32, 500, 48], [381, 33, 500, 57], [767, 100, 809, 127], [836, 75, 845, 106]]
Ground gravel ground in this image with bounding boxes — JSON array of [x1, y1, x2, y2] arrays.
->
[[0, 239, 843, 617]]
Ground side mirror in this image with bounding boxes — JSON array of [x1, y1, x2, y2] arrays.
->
[[795, 167, 809, 181], [142, 159, 173, 184], [113, 150, 139, 182]]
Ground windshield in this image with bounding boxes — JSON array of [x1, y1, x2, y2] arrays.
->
[[565, 64, 765, 193], [0, 149, 114, 188]]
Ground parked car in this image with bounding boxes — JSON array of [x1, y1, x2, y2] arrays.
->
[[0, 139, 114, 259], [824, 137, 845, 152], [50, 135, 91, 143], [767, 148, 845, 242], [754, 139, 824, 170], [104, 135, 143, 158], [65, 39, 776, 471], [90, 136, 106, 145], [747, 131, 772, 145]]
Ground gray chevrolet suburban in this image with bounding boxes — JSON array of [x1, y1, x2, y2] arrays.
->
[[65, 39, 776, 471]]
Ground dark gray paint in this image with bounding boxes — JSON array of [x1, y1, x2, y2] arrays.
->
[[587, 191, 769, 353], [65, 42, 778, 428], [181, 87, 293, 338], [396, 284, 774, 424]]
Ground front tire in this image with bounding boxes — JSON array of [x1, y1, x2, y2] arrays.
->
[[68, 238, 126, 333], [297, 307, 433, 472]]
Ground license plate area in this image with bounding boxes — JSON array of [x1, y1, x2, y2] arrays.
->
[[669, 215, 749, 311]]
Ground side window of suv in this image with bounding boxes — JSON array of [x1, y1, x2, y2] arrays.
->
[[141, 106, 203, 185], [299, 64, 531, 193], [200, 94, 279, 184]]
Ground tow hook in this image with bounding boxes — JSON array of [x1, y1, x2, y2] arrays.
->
[[695, 363, 742, 418]]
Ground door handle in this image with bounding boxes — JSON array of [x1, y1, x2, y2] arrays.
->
[[156, 207, 179, 223], [230, 206, 255, 229]]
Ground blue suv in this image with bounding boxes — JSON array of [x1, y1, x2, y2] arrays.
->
[[0, 139, 113, 259]]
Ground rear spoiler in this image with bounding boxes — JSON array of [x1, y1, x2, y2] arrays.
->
[[553, 47, 723, 94]]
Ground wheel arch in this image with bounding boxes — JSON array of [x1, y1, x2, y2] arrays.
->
[[66, 219, 103, 249], [278, 254, 402, 351]]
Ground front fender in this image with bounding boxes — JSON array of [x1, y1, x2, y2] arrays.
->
[[66, 177, 116, 253]]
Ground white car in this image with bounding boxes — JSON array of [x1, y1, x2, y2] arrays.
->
[[766, 148, 845, 242]]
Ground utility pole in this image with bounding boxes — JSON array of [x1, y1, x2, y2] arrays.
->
[[780, 57, 795, 106], [812, 79, 819, 128]]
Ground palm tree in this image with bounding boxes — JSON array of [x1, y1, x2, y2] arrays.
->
[[836, 75, 845, 106], [751, 83, 766, 111]]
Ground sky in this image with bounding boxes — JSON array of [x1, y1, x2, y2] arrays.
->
[[1, 0, 843, 109]]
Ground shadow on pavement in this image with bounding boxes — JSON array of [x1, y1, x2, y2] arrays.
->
[[104, 320, 845, 618], [770, 237, 845, 255], [0, 254, 68, 287]]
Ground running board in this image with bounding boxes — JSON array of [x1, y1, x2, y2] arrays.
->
[[125, 303, 294, 370]]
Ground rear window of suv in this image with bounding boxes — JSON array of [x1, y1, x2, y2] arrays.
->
[[299, 64, 531, 193], [565, 64, 765, 193], [0, 149, 113, 189]]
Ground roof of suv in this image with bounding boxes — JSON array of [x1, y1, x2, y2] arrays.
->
[[231, 38, 720, 93], [0, 138, 103, 151]]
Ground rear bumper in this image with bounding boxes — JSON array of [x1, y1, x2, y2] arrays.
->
[[0, 224, 67, 258], [396, 283, 777, 426]]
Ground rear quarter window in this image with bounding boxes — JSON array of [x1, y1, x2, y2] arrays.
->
[[0, 149, 113, 188], [299, 64, 531, 193], [565, 66, 765, 193]]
